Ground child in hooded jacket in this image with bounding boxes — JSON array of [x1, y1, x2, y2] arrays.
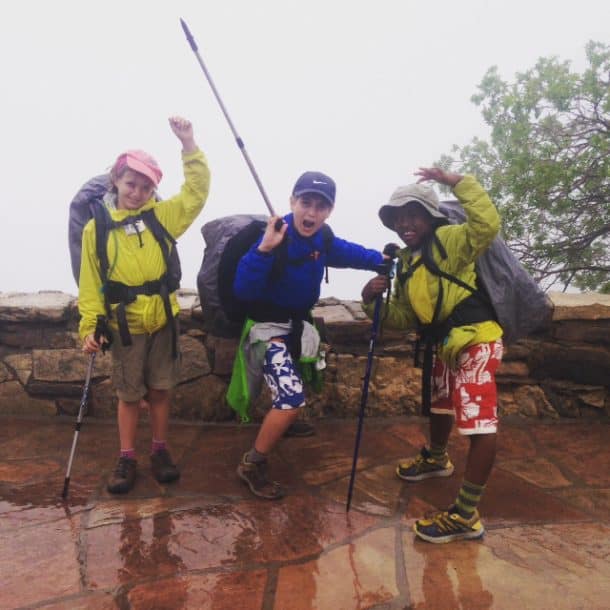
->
[[362, 166, 502, 543], [79, 116, 211, 494], [230, 171, 386, 500]]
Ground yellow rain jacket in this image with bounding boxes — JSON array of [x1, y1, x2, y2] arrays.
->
[[78, 149, 211, 340], [365, 175, 503, 366]]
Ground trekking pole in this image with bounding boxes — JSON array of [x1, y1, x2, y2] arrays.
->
[[61, 316, 110, 499], [346, 245, 399, 512], [61, 352, 96, 499], [180, 18, 277, 217]]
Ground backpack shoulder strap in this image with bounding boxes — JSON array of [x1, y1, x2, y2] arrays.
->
[[140, 209, 177, 246], [421, 231, 477, 295], [395, 256, 423, 288], [421, 231, 497, 320], [89, 202, 116, 320], [91, 202, 113, 282], [140, 209, 176, 269], [321, 224, 334, 251], [140, 208, 182, 303], [321, 223, 334, 283]]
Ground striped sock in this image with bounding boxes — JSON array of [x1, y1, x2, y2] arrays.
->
[[454, 480, 485, 519], [151, 439, 167, 454], [429, 442, 448, 464], [120, 448, 136, 460]]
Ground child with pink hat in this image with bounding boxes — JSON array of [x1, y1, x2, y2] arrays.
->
[[78, 117, 211, 494]]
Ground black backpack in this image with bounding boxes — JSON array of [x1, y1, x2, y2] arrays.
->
[[197, 214, 334, 332]]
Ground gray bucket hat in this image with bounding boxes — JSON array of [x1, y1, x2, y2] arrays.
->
[[379, 183, 447, 229]]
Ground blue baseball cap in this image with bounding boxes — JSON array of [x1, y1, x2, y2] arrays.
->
[[292, 171, 336, 205]]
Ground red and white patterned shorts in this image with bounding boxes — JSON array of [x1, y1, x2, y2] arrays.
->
[[430, 340, 503, 435]]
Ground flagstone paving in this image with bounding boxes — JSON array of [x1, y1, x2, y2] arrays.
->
[[0, 415, 608, 609]]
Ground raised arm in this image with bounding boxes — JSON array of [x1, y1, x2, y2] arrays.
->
[[155, 116, 211, 238]]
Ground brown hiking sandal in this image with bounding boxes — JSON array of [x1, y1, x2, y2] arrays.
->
[[284, 420, 316, 437], [107, 456, 137, 494], [237, 453, 285, 500], [150, 448, 180, 484]]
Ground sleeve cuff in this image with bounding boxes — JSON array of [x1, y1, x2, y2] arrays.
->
[[181, 148, 204, 160], [453, 174, 482, 202]]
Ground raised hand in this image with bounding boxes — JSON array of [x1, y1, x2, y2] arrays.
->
[[257, 216, 288, 253], [168, 116, 197, 153], [415, 167, 463, 188]]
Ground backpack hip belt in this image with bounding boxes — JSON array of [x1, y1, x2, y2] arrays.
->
[[104, 274, 178, 358], [104, 275, 178, 303], [417, 292, 496, 345], [246, 303, 312, 362], [246, 302, 310, 324]]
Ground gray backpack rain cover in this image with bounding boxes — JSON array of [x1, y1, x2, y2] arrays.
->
[[197, 214, 268, 311], [439, 200, 554, 343], [68, 174, 109, 285]]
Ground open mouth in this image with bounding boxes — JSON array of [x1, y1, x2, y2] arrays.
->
[[302, 220, 315, 230]]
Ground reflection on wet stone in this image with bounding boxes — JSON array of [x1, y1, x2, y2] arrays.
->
[[275, 528, 398, 610], [0, 416, 608, 608], [127, 571, 267, 610]]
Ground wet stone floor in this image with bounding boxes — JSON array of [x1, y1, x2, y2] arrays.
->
[[0, 414, 609, 610]]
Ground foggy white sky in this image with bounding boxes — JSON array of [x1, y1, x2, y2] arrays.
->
[[1, 0, 608, 299]]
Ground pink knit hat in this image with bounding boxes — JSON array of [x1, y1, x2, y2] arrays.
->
[[113, 149, 163, 186]]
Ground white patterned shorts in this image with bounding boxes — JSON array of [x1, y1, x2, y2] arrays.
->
[[262, 338, 305, 410]]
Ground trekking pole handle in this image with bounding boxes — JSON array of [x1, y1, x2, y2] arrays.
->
[[94, 315, 111, 354], [370, 243, 399, 323], [180, 18, 277, 217], [383, 242, 400, 260], [373, 242, 400, 277]]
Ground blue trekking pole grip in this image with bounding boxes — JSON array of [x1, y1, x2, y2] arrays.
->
[[179, 18, 277, 218]]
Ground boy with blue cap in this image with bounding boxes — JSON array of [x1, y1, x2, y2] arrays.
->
[[230, 170, 387, 499]]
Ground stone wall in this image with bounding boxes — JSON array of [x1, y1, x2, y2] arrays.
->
[[0, 290, 608, 421]]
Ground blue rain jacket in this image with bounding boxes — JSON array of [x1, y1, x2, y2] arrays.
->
[[233, 213, 384, 311]]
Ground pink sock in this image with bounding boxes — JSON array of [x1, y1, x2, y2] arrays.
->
[[120, 449, 136, 460], [151, 439, 167, 454]]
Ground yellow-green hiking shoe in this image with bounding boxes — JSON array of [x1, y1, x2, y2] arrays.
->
[[413, 507, 485, 544], [396, 446, 454, 481]]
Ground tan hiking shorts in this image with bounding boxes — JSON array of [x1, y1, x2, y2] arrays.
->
[[110, 319, 180, 402]]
